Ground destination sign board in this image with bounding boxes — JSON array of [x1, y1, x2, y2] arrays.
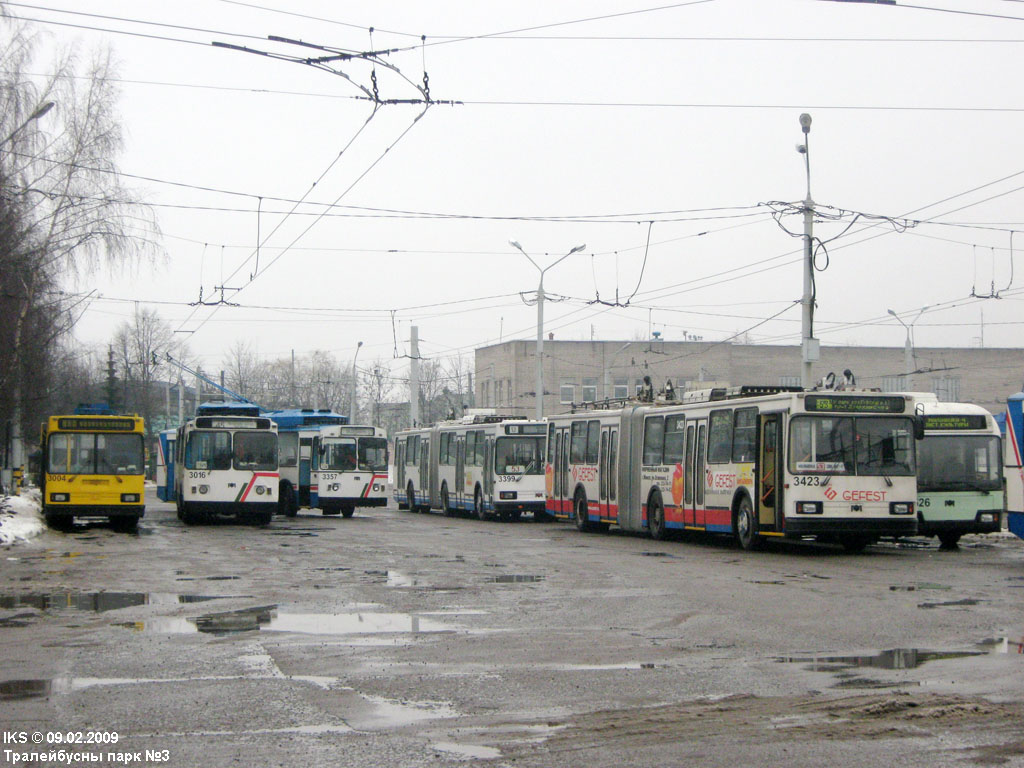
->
[[57, 417, 136, 432], [922, 414, 988, 431], [803, 395, 906, 414]]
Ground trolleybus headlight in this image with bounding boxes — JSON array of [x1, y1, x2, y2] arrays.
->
[[120, 493, 140, 503], [199, 485, 210, 494], [255, 486, 265, 495], [978, 512, 997, 524], [795, 501, 822, 514], [500, 491, 517, 500], [50, 493, 68, 502], [889, 502, 913, 515]]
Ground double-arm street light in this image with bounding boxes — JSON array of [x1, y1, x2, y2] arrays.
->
[[887, 306, 929, 388], [509, 240, 586, 419]]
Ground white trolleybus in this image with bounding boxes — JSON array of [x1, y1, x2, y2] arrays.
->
[[545, 386, 922, 552], [911, 398, 1004, 548], [393, 415, 549, 521], [310, 424, 389, 517], [174, 403, 279, 526]]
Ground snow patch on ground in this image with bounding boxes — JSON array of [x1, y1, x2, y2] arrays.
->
[[0, 489, 45, 546]]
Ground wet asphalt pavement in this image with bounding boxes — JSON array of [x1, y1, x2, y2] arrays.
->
[[2, 488, 1023, 767]]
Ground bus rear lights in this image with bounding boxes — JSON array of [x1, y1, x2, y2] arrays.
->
[[795, 501, 822, 515], [198, 485, 210, 495], [120, 493, 140, 503], [978, 512, 997, 524], [500, 491, 518, 500], [890, 502, 914, 516], [49, 493, 69, 503]]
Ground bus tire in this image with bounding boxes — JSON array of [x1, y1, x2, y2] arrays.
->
[[110, 515, 139, 533], [341, 506, 355, 519], [574, 491, 594, 533], [734, 493, 763, 551], [474, 487, 488, 521], [45, 512, 72, 530], [407, 483, 417, 513], [252, 510, 272, 526], [441, 483, 454, 517], [648, 492, 668, 540], [280, 484, 298, 517], [938, 532, 961, 550], [840, 536, 870, 553]]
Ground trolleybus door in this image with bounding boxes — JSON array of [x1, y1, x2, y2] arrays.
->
[[759, 413, 783, 532], [395, 440, 406, 490], [552, 426, 571, 516], [692, 419, 708, 528], [418, 438, 430, 502], [598, 426, 618, 521], [455, 435, 466, 507]]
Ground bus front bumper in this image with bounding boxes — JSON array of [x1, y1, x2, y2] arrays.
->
[[783, 515, 918, 539]]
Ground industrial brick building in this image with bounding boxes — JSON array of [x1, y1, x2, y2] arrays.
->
[[475, 339, 1024, 418]]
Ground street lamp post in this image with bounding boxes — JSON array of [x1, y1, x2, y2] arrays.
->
[[797, 113, 819, 390], [350, 341, 363, 423], [887, 307, 928, 389], [1, 101, 55, 148], [3, 100, 55, 494], [509, 240, 586, 419]]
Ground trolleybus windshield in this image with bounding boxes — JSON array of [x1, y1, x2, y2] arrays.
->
[[233, 432, 277, 470], [495, 436, 545, 475], [357, 437, 388, 472], [918, 433, 1001, 492], [47, 432, 144, 476], [789, 416, 915, 476]]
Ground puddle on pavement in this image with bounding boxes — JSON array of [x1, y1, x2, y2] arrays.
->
[[486, 574, 545, 583], [432, 742, 502, 760], [918, 598, 982, 609], [0, 592, 238, 613], [120, 606, 459, 636], [1, 679, 53, 699], [777, 647, 986, 671]]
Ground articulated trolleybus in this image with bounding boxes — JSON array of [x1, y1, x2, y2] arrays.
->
[[174, 402, 279, 525], [546, 386, 921, 552], [912, 398, 1003, 548], [311, 424, 389, 517], [39, 405, 146, 531], [394, 415, 548, 521]]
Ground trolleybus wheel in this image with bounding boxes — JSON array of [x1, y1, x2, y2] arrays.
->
[[280, 484, 298, 518], [252, 510, 272, 526], [474, 488, 488, 521], [574, 492, 594, 533], [840, 536, 870, 553], [648, 493, 668, 540], [44, 512, 72, 530], [110, 515, 139, 533], [441, 484, 454, 517], [407, 483, 417, 513], [938, 532, 961, 550], [735, 494, 763, 551], [341, 506, 355, 518]]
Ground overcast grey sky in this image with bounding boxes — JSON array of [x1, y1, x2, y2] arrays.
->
[[13, 0, 1024, 383]]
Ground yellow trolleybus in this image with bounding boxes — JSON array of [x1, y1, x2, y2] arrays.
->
[[39, 406, 146, 531]]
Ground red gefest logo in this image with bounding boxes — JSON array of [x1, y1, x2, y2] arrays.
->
[[824, 486, 837, 500]]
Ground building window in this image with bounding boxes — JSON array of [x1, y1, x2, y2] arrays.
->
[[881, 375, 908, 393], [613, 377, 629, 399], [560, 380, 575, 404], [932, 376, 961, 402], [582, 377, 597, 402], [779, 375, 801, 388], [506, 378, 513, 405], [496, 380, 503, 406]]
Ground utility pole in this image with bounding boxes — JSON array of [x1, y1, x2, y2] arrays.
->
[[410, 326, 420, 426], [797, 113, 819, 389]]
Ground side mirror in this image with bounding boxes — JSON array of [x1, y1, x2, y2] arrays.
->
[[913, 416, 925, 441]]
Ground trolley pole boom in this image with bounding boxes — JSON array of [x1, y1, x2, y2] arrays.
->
[[156, 352, 257, 406]]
